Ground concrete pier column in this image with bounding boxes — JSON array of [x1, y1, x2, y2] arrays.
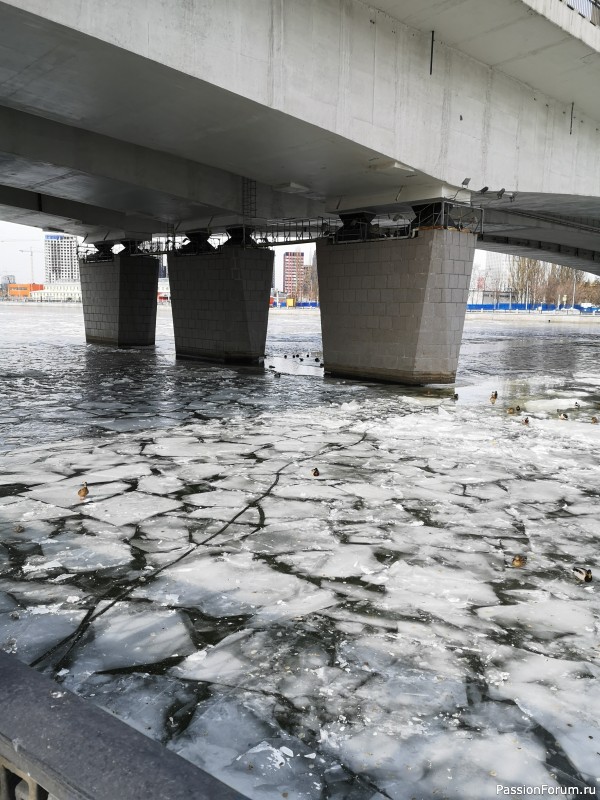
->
[[317, 228, 476, 384], [167, 239, 273, 362], [80, 245, 159, 346]]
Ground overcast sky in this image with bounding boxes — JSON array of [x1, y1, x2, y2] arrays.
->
[[0, 221, 45, 283]]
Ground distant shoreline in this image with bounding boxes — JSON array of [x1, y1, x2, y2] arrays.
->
[[3, 303, 600, 326], [464, 311, 600, 325]]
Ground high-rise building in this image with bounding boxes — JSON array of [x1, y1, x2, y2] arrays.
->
[[283, 251, 305, 298], [44, 234, 79, 283]]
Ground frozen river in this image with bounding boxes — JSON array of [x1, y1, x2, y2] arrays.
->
[[1, 304, 600, 799]]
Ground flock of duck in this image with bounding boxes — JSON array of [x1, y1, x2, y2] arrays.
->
[[267, 352, 324, 379], [483, 389, 598, 425]]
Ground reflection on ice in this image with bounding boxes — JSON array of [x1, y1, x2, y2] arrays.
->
[[2, 306, 600, 797]]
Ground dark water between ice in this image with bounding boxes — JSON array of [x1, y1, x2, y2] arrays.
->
[[1, 304, 600, 451], [1, 304, 600, 799]]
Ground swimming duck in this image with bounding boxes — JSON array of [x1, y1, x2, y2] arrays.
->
[[592, 416, 598, 424], [559, 413, 568, 421], [515, 405, 521, 413], [311, 468, 320, 477], [491, 391, 498, 400], [77, 482, 89, 500], [453, 393, 459, 401], [573, 567, 592, 583], [512, 555, 527, 568], [284, 355, 288, 359], [522, 417, 529, 426], [14, 524, 24, 533], [575, 402, 580, 409], [507, 407, 515, 415], [268, 365, 275, 370]]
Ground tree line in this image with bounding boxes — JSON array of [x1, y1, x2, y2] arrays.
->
[[507, 257, 600, 306]]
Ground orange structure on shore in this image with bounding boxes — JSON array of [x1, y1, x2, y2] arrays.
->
[[7, 283, 44, 298]]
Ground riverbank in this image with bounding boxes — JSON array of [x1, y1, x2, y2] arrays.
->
[[465, 310, 600, 325]]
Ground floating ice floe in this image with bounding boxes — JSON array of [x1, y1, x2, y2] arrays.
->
[[81, 492, 182, 526]]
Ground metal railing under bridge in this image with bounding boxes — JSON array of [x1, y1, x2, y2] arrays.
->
[[78, 202, 483, 261]]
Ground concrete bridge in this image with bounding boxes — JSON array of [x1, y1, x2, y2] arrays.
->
[[0, 0, 599, 383]]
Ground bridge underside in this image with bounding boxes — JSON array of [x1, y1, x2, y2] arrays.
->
[[477, 235, 600, 275], [1, 0, 600, 383]]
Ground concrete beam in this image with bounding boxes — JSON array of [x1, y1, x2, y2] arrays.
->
[[0, 106, 322, 230], [0, 183, 163, 240], [1, 0, 598, 204], [0, 652, 246, 800], [477, 234, 600, 275]]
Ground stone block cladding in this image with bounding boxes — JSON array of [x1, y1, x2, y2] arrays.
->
[[80, 255, 159, 346], [316, 229, 476, 384], [167, 248, 274, 362]]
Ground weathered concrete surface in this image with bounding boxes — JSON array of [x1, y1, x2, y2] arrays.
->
[[168, 249, 273, 362], [317, 230, 476, 384], [1, 0, 599, 206], [80, 255, 159, 347], [0, 652, 246, 800]]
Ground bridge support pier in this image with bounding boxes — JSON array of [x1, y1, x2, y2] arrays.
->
[[317, 229, 476, 384], [167, 243, 273, 362], [80, 249, 159, 346]]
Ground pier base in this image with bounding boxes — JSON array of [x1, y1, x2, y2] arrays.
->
[[167, 248, 273, 362], [80, 255, 159, 346], [317, 229, 475, 384]]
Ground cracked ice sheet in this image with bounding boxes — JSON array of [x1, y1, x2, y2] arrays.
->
[[183, 489, 256, 508], [243, 520, 335, 555], [276, 545, 387, 580], [38, 534, 133, 572], [144, 438, 258, 459], [65, 604, 196, 681], [69, 672, 198, 741], [0, 499, 77, 523], [80, 492, 182, 525], [481, 649, 600, 785], [25, 480, 130, 509], [131, 551, 337, 621], [169, 691, 331, 800], [0, 607, 87, 663], [173, 625, 541, 798], [382, 562, 500, 627]]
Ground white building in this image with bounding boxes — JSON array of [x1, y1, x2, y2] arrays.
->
[[44, 233, 79, 282], [32, 281, 82, 302], [157, 278, 170, 300]]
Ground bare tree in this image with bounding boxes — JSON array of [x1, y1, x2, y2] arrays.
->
[[508, 258, 596, 308], [508, 257, 547, 305]]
